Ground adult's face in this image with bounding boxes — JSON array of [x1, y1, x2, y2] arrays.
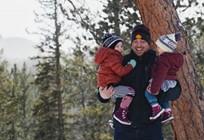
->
[[131, 39, 150, 56]]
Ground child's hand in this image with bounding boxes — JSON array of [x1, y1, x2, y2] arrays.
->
[[128, 59, 137, 68]]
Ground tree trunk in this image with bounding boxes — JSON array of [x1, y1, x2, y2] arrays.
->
[[54, 0, 64, 139], [135, 0, 204, 139]]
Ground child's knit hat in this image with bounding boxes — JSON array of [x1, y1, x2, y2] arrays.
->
[[155, 32, 182, 52], [102, 33, 123, 49]]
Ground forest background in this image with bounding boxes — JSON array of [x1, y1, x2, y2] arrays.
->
[[0, 0, 204, 140]]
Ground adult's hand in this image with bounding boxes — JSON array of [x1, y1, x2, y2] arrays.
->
[[99, 86, 115, 99]]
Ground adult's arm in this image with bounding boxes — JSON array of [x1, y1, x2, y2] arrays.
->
[[96, 86, 115, 103]]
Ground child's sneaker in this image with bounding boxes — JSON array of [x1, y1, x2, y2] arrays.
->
[[161, 110, 174, 124], [113, 108, 131, 125], [150, 104, 165, 120]]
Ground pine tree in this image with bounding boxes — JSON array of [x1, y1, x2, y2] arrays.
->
[[0, 57, 34, 140], [9, 64, 34, 140], [31, 0, 66, 139], [61, 44, 113, 140], [0, 53, 14, 139]]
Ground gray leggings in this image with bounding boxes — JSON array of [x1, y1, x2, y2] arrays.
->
[[112, 85, 135, 99]]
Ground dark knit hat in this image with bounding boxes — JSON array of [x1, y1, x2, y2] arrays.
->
[[102, 33, 123, 49], [131, 24, 151, 45]]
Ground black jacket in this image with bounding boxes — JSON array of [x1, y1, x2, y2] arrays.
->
[[97, 49, 159, 129]]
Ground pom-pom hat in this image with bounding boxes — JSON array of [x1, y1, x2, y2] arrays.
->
[[102, 33, 123, 49], [155, 32, 182, 53]]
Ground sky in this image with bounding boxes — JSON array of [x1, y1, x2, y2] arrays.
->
[[0, 0, 38, 42], [0, 0, 203, 43], [0, 0, 102, 43], [0, 0, 101, 61]]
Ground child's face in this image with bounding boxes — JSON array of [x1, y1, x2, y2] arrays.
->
[[114, 41, 123, 54]]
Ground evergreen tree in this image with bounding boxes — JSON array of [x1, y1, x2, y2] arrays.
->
[[61, 43, 113, 140], [191, 35, 204, 86], [61, 0, 140, 51], [0, 58, 34, 140], [0, 53, 14, 139], [9, 63, 34, 140], [31, 0, 66, 139]]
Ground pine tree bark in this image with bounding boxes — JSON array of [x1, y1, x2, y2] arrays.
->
[[135, 0, 204, 139]]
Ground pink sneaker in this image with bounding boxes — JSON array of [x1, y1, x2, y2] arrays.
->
[[149, 104, 165, 120], [113, 108, 131, 125], [161, 110, 174, 124]]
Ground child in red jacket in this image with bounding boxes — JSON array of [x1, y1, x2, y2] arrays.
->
[[145, 32, 184, 124], [95, 33, 136, 125]]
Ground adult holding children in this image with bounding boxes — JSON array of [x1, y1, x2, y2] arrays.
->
[[97, 24, 181, 140]]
